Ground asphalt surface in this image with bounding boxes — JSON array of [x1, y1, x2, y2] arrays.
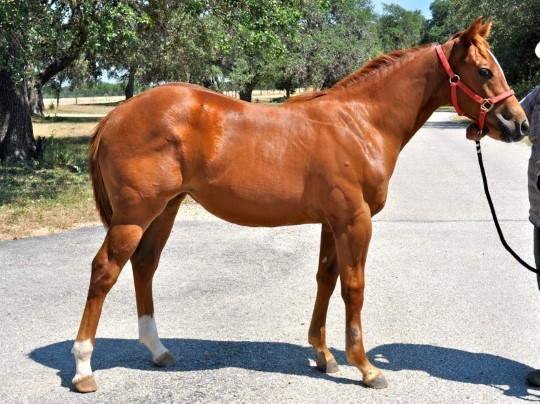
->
[[2, 111, 540, 403]]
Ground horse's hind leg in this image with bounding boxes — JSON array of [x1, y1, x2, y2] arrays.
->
[[71, 199, 168, 393], [130, 195, 184, 368], [308, 225, 340, 373]]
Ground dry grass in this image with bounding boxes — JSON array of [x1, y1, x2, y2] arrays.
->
[[46, 103, 119, 116], [0, 186, 98, 241], [33, 119, 99, 139]]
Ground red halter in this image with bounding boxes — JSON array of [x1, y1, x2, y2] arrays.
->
[[435, 45, 515, 135]]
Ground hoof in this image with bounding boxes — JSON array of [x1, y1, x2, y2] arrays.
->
[[73, 375, 98, 393], [154, 351, 177, 368], [316, 352, 340, 373], [364, 374, 388, 389]]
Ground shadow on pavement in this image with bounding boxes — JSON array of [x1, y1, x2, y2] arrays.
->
[[30, 339, 539, 399], [369, 343, 539, 401], [29, 338, 356, 391], [422, 120, 469, 129]]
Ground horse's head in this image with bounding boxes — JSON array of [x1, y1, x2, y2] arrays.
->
[[443, 17, 528, 142]]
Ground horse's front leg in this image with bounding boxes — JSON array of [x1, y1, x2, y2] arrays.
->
[[308, 224, 340, 373], [333, 207, 388, 389]]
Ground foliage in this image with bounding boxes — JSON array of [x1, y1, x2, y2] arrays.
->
[[377, 3, 426, 52], [207, 0, 303, 99], [3, 0, 540, 99], [114, 1, 209, 85], [421, 0, 460, 44], [270, 0, 380, 93], [0, 1, 45, 82], [0, 0, 145, 84], [308, 0, 380, 88]]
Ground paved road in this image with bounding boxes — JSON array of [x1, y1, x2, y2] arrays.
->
[[2, 112, 540, 403]]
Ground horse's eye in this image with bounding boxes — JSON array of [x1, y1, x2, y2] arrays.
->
[[478, 68, 492, 78]]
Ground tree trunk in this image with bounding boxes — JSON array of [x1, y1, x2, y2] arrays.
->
[[239, 89, 252, 102], [0, 70, 36, 163], [28, 80, 44, 116], [239, 81, 258, 102], [124, 68, 136, 100]]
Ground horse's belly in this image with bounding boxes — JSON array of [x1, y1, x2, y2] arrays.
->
[[189, 182, 317, 227]]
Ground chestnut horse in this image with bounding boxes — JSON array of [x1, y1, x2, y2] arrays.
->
[[72, 17, 528, 392]]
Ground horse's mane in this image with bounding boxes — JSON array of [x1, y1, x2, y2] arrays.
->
[[334, 44, 434, 89], [286, 90, 329, 103], [286, 44, 433, 104]]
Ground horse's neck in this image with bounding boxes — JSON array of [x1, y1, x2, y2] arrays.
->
[[341, 45, 449, 150]]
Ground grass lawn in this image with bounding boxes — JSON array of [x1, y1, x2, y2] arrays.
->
[[0, 115, 104, 241]]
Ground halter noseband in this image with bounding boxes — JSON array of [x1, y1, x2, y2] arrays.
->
[[435, 45, 515, 135]]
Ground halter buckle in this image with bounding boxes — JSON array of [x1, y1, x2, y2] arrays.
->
[[449, 74, 460, 84], [481, 99, 494, 112]]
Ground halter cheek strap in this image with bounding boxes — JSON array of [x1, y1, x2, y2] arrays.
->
[[435, 45, 515, 134]]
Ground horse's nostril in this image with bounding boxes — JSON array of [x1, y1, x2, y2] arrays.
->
[[521, 119, 530, 136]]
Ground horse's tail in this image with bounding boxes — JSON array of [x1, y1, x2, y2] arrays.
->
[[89, 115, 113, 229]]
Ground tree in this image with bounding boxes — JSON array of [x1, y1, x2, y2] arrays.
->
[[207, 0, 303, 101], [0, 0, 144, 163], [421, 0, 459, 44], [311, 0, 380, 88], [377, 3, 425, 53], [0, 1, 43, 163], [270, 0, 380, 94], [98, 1, 209, 98]]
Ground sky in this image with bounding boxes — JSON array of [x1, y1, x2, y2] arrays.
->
[[372, 0, 432, 18]]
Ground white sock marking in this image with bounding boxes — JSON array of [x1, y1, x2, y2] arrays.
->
[[138, 315, 168, 361], [71, 339, 93, 383]]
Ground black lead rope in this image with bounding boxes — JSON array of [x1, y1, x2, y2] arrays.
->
[[475, 140, 539, 274]]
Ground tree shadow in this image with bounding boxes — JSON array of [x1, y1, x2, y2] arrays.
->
[[368, 343, 540, 401], [29, 339, 539, 400], [35, 116, 102, 123]]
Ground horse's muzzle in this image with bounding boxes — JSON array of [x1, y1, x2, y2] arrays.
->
[[499, 117, 529, 143]]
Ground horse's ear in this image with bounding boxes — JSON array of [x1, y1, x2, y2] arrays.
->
[[461, 16, 485, 47], [479, 17, 493, 38]]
